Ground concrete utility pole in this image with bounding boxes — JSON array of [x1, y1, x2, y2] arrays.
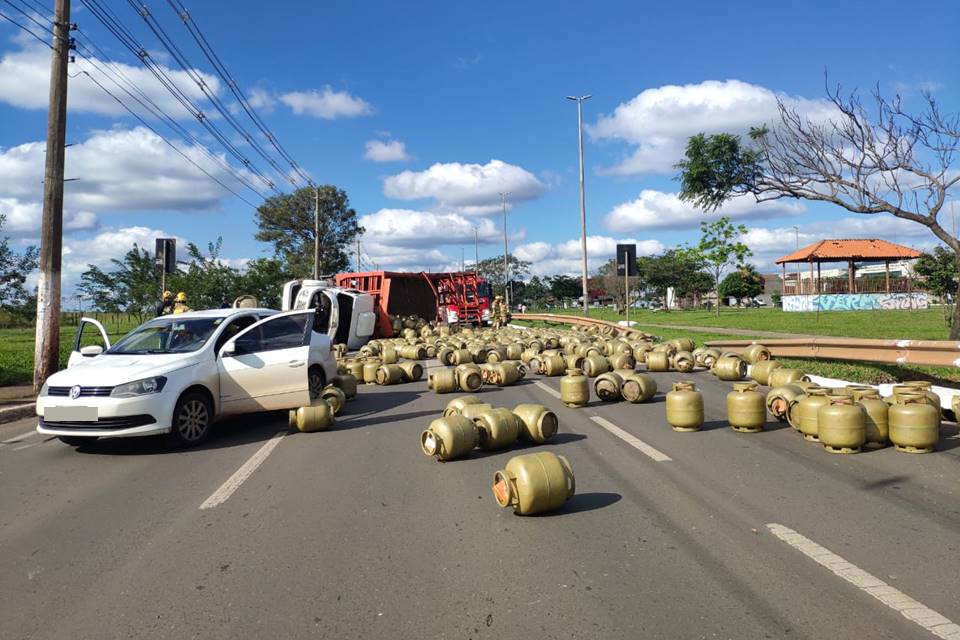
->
[[356, 237, 361, 272], [313, 186, 320, 279], [33, 0, 72, 393], [567, 94, 591, 316], [499, 191, 511, 309]]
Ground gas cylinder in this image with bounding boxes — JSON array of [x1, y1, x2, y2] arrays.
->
[[742, 343, 772, 364], [428, 368, 459, 394], [473, 407, 521, 450], [727, 382, 766, 432], [398, 361, 424, 382], [479, 363, 497, 384], [345, 360, 365, 382], [521, 348, 540, 364], [399, 344, 428, 360], [420, 415, 478, 461], [512, 404, 558, 444], [380, 345, 399, 364], [749, 360, 782, 386], [376, 364, 404, 385], [437, 347, 455, 366], [634, 344, 652, 364], [855, 390, 889, 449], [668, 337, 695, 353], [540, 354, 567, 377], [491, 362, 522, 386], [889, 393, 939, 453], [443, 395, 482, 417], [767, 367, 806, 389], [288, 408, 297, 430], [797, 388, 831, 442], [560, 368, 590, 407], [899, 381, 941, 412], [712, 355, 746, 381], [360, 342, 380, 357], [505, 343, 524, 360], [563, 353, 585, 370], [362, 359, 381, 385], [818, 396, 866, 454], [645, 351, 670, 372], [766, 384, 805, 422], [673, 351, 696, 373], [582, 354, 610, 377], [452, 349, 474, 366], [485, 346, 507, 363], [294, 400, 334, 432], [331, 373, 358, 400], [608, 352, 636, 371], [320, 385, 347, 416], [460, 403, 494, 420], [666, 381, 704, 432], [425, 345, 437, 359], [701, 348, 722, 369], [593, 372, 624, 402], [492, 452, 576, 515], [612, 341, 634, 357], [620, 371, 657, 403], [457, 366, 484, 392]]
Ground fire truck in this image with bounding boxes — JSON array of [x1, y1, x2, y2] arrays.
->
[[334, 271, 493, 338]]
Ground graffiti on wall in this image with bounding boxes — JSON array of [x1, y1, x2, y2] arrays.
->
[[782, 293, 929, 312]]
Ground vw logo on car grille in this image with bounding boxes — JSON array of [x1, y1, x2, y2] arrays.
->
[[69, 385, 82, 399]]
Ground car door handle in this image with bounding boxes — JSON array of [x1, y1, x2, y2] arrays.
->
[[288, 360, 305, 368]]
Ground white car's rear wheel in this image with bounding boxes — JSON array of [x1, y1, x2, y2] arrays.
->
[[168, 391, 212, 447]]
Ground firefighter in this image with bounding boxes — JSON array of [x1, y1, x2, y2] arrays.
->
[[156, 290, 174, 316], [491, 295, 504, 329], [172, 291, 192, 314]]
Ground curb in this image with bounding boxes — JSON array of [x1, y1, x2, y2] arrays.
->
[[0, 403, 35, 425]]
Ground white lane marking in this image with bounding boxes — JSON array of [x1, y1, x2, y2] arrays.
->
[[533, 380, 561, 399], [767, 523, 960, 639], [1, 429, 39, 446], [589, 416, 672, 462], [200, 431, 286, 510]]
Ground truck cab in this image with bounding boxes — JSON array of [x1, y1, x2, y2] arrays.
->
[[281, 279, 376, 349]]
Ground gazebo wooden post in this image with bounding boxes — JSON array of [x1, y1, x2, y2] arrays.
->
[[848, 260, 855, 294], [817, 262, 821, 294], [809, 260, 814, 295], [885, 260, 890, 293], [781, 263, 787, 295]]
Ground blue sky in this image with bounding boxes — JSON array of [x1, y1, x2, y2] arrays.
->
[[1, 0, 958, 294]]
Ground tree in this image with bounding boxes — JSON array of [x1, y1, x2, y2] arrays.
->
[[167, 238, 241, 310], [522, 275, 549, 308], [476, 254, 531, 297], [0, 213, 39, 319], [718, 264, 764, 306], [255, 186, 363, 277], [693, 217, 751, 315], [637, 248, 712, 309], [596, 258, 635, 312], [236, 257, 292, 309], [78, 244, 159, 321], [547, 275, 581, 305], [914, 247, 959, 326], [675, 84, 960, 335]]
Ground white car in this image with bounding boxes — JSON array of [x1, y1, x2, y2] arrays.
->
[[36, 308, 338, 447]]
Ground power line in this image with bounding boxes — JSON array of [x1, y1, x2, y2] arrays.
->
[[0, 6, 53, 46], [0, 0, 62, 40]]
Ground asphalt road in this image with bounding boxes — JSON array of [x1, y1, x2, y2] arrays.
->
[[2, 363, 959, 640]]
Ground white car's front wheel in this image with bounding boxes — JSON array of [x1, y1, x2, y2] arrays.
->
[[168, 391, 213, 448], [308, 366, 326, 401]]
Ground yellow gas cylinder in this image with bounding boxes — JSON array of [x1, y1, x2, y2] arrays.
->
[[593, 372, 624, 402], [288, 408, 297, 430], [851, 390, 889, 449], [398, 361, 424, 382], [767, 367, 806, 389], [645, 350, 670, 372], [668, 337, 695, 353], [456, 365, 484, 392], [491, 362, 522, 386], [541, 354, 568, 376], [727, 382, 766, 433], [797, 388, 831, 442], [425, 345, 437, 359], [452, 349, 474, 365], [691, 346, 707, 367], [560, 368, 590, 407], [701, 348, 722, 368], [766, 384, 806, 422], [563, 353, 585, 370], [362, 359, 381, 385], [420, 415, 478, 461], [582, 354, 610, 377], [345, 359, 365, 381], [620, 371, 657, 403], [443, 395, 483, 417], [380, 345, 399, 364], [612, 341, 634, 356], [460, 403, 493, 420], [437, 347, 455, 366], [512, 404, 558, 444], [320, 385, 347, 416], [428, 368, 459, 394], [331, 373, 358, 400], [492, 452, 575, 515], [634, 344, 652, 364], [521, 348, 540, 364], [479, 363, 497, 384], [673, 351, 696, 373], [889, 393, 939, 453], [900, 381, 942, 412], [666, 381, 704, 432], [712, 355, 746, 381], [399, 344, 428, 360], [376, 364, 404, 385], [360, 342, 381, 357], [473, 407, 521, 450], [742, 343, 772, 364], [294, 400, 335, 432], [505, 343, 524, 360], [608, 352, 637, 371], [818, 396, 866, 454], [749, 359, 782, 386]]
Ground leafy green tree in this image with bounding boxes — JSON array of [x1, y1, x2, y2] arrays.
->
[[78, 244, 159, 321], [674, 86, 960, 336], [476, 254, 531, 297], [547, 274, 581, 305], [236, 257, 292, 309], [521, 275, 549, 307], [636, 248, 711, 309], [0, 213, 39, 319], [718, 264, 764, 306], [694, 217, 751, 315], [167, 238, 240, 310], [914, 247, 959, 327], [255, 186, 364, 277]]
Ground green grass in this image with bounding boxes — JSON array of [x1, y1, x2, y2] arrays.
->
[[536, 306, 952, 340]]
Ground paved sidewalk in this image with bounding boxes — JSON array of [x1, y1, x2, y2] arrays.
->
[[0, 385, 35, 424]]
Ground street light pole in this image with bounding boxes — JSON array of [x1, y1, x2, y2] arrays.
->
[[499, 191, 511, 309], [567, 94, 592, 316]]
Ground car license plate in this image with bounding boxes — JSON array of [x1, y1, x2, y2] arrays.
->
[[45, 406, 98, 422]]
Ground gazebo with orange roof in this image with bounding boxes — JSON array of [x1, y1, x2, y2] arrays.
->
[[775, 239, 921, 295]]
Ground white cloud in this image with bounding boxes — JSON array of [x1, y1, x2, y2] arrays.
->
[[359, 208, 501, 248], [279, 87, 373, 119], [364, 139, 411, 162], [589, 79, 836, 175], [0, 197, 98, 237], [0, 42, 217, 119], [604, 189, 804, 232], [383, 159, 546, 213], [514, 235, 665, 277]]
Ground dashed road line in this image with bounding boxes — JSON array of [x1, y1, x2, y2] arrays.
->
[[533, 380, 561, 399], [1, 429, 38, 446], [200, 431, 286, 510], [589, 416, 672, 462], [767, 523, 960, 639]]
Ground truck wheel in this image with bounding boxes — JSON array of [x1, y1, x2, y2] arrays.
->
[[168, 391, 213, 448], [58, 435, 97, 446], [308, 366, 326, 400]]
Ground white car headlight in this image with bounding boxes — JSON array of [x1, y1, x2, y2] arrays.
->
[[482, 308, 490, 318], [110, 376, 167, 398], [39, 381, 49, 397]]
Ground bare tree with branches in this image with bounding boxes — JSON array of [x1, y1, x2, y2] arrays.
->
[[676, 82, 960, 336]]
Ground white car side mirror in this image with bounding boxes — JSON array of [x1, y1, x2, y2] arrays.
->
[[221, 342, 237, 357], [80, 345, 103, 357]]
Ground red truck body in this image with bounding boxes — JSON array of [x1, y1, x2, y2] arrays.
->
[[334, 271, 492, 337]]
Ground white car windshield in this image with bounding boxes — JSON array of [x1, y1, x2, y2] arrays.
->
[[107, 317, 226, 354]]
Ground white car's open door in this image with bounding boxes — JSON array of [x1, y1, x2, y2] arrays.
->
[[67, 317, 111, 368], [217, 310, 313, 415]]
